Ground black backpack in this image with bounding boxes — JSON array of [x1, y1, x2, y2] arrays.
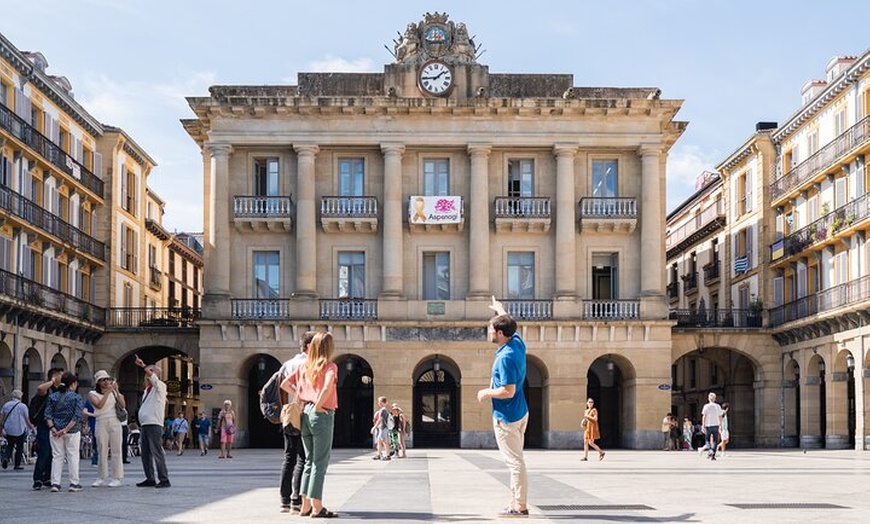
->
[[28, 393, 49, 426], [258, 370, 285, 425]]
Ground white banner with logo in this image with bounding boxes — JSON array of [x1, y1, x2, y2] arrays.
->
[[408, 196, 462, 224]]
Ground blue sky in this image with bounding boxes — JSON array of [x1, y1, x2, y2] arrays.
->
[[3, 0, 867, 231]]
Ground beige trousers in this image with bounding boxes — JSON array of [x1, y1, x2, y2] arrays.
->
[[493, 413, 529, 506], [96, 416, 124, 481]]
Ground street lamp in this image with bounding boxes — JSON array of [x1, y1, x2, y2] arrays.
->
[[819, 361, 825, 373], [432, 355, 441, 373], [846, 354, 855, 370]]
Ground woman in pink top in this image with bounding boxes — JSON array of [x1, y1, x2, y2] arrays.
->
[[282, 331, 338, 518]]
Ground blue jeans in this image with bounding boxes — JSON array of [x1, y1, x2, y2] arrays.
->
[[300, 404, 334, 501], [33, 425, 52, 484]]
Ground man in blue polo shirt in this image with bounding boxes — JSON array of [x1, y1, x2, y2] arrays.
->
[[477, 296, 529, 518]]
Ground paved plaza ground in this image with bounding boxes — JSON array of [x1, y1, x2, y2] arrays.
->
[[0, 447, 868, 523]]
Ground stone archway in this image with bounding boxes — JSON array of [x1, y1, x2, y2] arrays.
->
[[783, 357, 801, 448], [333, 354, 374, 448], [75, 358, 92, 389], [523, 355, 548, 449], [243, 354, 282, 448], [22, 348, 43, 402], [672, 347, 759, 448], [802, 355, 827, 449], [413, 355, 461, 448], [587, 355, 635, 449]]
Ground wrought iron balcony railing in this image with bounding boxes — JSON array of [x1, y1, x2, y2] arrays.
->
[[770, 191, 870, 263], [582, 300, 640, 320], [319, 298, 377, 320], [769, 274, 870, 327], [703, 261, 720, 283], [231, 299, 291, 320], [0, 185, 106, 261], [670, 308, 763, 328], [666, 281, 680, 300], [681, 272, 698, 294], [106, 307, 199, 328], [501, 299, 553, 320], [771, 115, 870, 201], [149, 267, 162, 289], [0, 268, 105, 324], [0, 102, 104, 197]]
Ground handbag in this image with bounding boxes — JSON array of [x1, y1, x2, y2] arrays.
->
[[281, 399, 302, 431], [112, 392, 128, 423], [581, 417, 588, 430]]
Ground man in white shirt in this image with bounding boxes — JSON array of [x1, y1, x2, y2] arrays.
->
[[701, 391, 724, 461], [134, 355, 170, 488], [278, 332, 314, 513]]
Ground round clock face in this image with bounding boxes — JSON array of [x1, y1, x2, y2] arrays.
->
[[418, 60, 453, 96]]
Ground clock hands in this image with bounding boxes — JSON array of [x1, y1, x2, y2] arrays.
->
[[422, 69, 449, 82]]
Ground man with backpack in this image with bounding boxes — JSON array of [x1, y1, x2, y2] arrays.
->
[[276, 331, 314, 513], [28, 368, 63, 490]]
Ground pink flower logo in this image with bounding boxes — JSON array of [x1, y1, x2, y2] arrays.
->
[[434, 199, 456, 212]]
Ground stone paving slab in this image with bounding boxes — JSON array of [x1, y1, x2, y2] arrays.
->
[[0, 448, 868, 523]]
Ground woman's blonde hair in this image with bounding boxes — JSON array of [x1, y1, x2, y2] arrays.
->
[[223, 399, 232, 408], [305, 332, 335, 385]]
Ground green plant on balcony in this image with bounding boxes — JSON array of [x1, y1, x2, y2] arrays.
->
[[821, 201, 831, 215], [845, 213, 856, 226]]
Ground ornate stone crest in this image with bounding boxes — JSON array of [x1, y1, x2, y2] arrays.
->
[[391, 12, 478, 65]]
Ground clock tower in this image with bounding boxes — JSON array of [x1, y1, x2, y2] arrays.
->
[[383, 12, 488, 99]]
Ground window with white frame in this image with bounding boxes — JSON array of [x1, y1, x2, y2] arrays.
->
[[338, 251, 365, 298], [422, 252, 450, 300], [835, 251, 849, 286], [423, 159, 450, 196], [591, 160, 618, 198], [0, 235, 10, 272], [253, 251, 280, 299], [254, 158, 280, 196], [834, 109, 847, 136], [507, 252, 535, 299]]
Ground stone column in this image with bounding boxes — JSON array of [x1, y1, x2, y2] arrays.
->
[[554, 145, 577, 298], [639, 145, 666, 319], [294, 144, 319, 298], [381, 143, 405, 298], [205, 143, 232, 297], [467, 144, 491, 299]]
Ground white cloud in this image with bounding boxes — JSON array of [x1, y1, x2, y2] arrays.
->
[[666, 144, 720, 213]]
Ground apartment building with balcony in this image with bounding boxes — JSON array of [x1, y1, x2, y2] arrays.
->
[[0, 32, 202, 420], [768, 52, 870, 450], [184, 13, 686, 449]]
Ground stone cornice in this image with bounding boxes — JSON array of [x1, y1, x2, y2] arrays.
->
[[717, 132, 772, 173], [772, 49, 870, 143]]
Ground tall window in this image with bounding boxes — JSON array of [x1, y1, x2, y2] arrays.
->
[[807, 130, 819, 156], [338, 159, 364, 196], [338, 252, 365, 298], [148, 244, 158, 269], [254, 158, 279, 196], [736, 170, 752, 215], [0, 82, 7, 107], [423, 159, 450, 196], [834, 109, 847, 136], [123, 282, 133, 308], [121, 226, 137, 273], [592, 160, 618, 198], [0, 235, 11, 272], [253, 251, 280, 299], [591, 253, 618, 300], [422, 252, 450, 300], [507, 160, 534, 197], [507, 252, 535, 299], [121, 165, 136, 214]]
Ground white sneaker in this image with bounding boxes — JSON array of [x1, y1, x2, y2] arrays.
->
[[92, 479, 104, 487], [108, 479, 122, 487]]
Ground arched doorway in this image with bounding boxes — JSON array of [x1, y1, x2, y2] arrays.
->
[[413, 356, 460, 448], [334, 355, 374, 448], [0, 342, 12, 400], [523, 357, 547, 448], [116, 347, 201, 438], [74, 358, 92, 390], [22, 348, 43, 402], [245, 354, 282, 448], [672, 347, 758, 447], [50, 352, 67, 373], [587, 356, 624, 449]]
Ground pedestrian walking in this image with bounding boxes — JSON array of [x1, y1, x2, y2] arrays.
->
[[83, 397, 97, 467], [717, 402, 731, 456], [661, 413, 673, 450], [371, 396, 391, 460], [682, 417, 693, 451], [218, 400, 236, 459], [44, 372, 84, 492], [477, 296, 530, 518], [1, 389, 35, 470], [28, 368, 64, 490], [194, 412, 211, 456], [277, 331, 314, 513], [391, 403, 407, 458], [283, 331, 339, 518], [701, 392, 724, 461], [582, 398, 605, 461], [88, 370, 125, 487], [172, 412, 189, 455], [134, 355, 171, 488]]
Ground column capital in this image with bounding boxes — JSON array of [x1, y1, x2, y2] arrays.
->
[[205, 142, 233, 158], [638, 144, 662, 158], [553, 144, 578, 158], [293, 143, 320, 157], [380, 142, 405, 156], [467, 143, 492, 157]]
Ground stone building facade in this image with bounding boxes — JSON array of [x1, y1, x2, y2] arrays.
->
[[184, 13, 687, 449]]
